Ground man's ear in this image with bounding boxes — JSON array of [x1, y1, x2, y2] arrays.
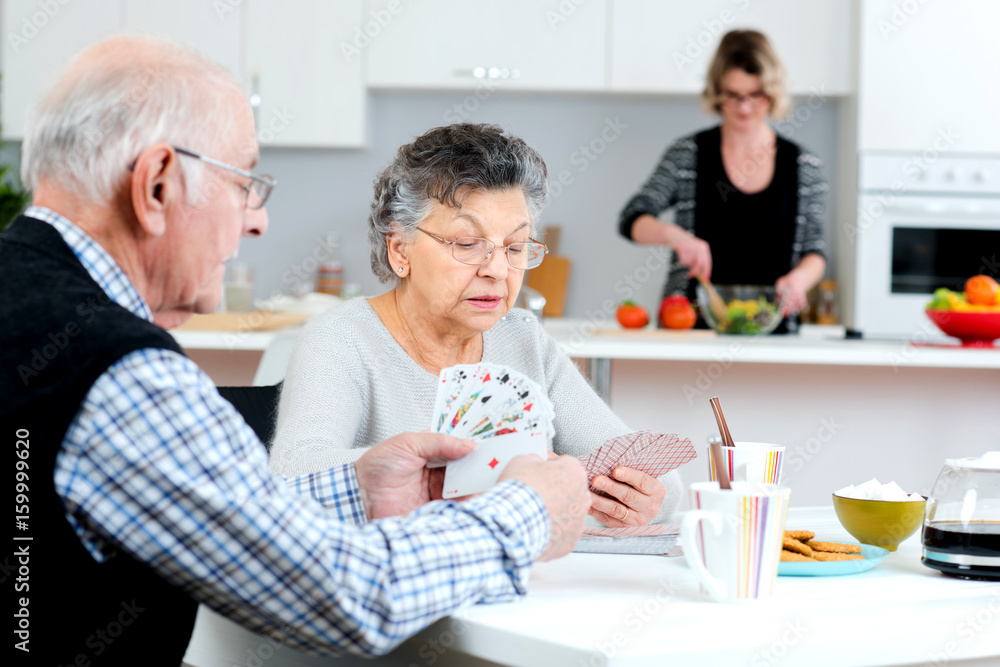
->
[[130, 144, 180, 237]]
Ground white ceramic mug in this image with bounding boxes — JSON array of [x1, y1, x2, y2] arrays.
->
[[681, 481, 791, 602], [707, 441, 785, 485]]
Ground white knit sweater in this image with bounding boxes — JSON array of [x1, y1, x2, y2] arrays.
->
[[269, 298, 683, 519]]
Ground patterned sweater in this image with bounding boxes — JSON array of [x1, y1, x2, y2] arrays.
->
[[618, 126, 828, 300]]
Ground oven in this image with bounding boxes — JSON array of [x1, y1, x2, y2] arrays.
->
[[855, 153, 1000, 336]]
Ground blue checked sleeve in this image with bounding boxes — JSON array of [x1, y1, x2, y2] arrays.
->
[[55, 348, 549, 657]]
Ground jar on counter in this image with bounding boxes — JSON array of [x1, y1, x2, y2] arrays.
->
[[816, 279, 838, 325], [316, 232, 343, 296]]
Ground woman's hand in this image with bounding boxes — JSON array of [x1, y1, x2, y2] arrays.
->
[[588, 467, 666, 527], [775, 269, 811, 315], [672, 231, 712, 280]]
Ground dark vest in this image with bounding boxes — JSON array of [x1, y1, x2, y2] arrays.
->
[[1, 217, 197, 666], [692, 126, 801, 333]]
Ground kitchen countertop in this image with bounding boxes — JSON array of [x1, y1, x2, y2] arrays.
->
[[543, 321, 1000, 369], [170, 319, 1000, 370]]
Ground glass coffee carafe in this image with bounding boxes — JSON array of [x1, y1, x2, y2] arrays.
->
[[922, 452, 1000, 580]]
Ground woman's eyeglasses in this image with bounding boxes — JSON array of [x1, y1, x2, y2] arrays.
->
[[720, 90, 769, 107], [415, 228, 548, 270]]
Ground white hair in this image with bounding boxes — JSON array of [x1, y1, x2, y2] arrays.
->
[[21, 33, 243, 205]]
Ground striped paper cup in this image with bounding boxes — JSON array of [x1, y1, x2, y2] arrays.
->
[[708, 441, 784, 485]]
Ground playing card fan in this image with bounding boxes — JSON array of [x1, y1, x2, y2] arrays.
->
[[431, 363, 555, 498]]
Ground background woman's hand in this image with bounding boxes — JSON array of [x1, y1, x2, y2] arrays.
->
[[775, 269, 810, 315], [587, 467, 665, 527], [672, 232, 712, 280]]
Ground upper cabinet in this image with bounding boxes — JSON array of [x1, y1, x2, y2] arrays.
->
[[858, 0, 1000, 153], [124, 0, 242, 79], [2, 0, 122, 140], [610, 0, 852, 96], [246, 0, 365, 147], [2, 0, 365, 147], [366, 0, 608, 91]]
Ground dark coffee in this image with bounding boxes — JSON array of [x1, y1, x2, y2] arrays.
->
[[922, 520, 1000, 581]]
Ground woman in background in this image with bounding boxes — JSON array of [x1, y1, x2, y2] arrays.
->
[[618, 30, 827, 333], [270, 124, 694, 526]]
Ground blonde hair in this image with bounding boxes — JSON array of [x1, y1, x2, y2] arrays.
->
[[702, 30, 790, 119]]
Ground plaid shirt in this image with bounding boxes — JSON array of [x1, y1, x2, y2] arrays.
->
[[31, 206, 549, 657]]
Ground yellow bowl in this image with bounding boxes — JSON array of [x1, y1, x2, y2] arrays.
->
[[832, 494, 927, 552]]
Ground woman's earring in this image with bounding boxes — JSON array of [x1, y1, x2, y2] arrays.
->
[[398, 267, 404, 274]]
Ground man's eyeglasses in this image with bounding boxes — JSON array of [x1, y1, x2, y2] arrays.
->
[[172, 147, 275, 209], [720, 90, 769, 107], [415, 227, 548, 270]]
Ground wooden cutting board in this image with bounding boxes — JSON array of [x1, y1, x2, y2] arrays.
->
[[171, 311, 311, 331], [526, 255, 571, 317]]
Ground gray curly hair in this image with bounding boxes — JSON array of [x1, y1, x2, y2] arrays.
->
[[368, 123, 549, 285]]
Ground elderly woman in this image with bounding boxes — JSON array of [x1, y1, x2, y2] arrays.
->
[[270, 123, 690, 526], [618, 30, 827, 333]]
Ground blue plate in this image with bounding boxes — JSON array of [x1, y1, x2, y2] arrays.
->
[[778, 543, 890, 576]]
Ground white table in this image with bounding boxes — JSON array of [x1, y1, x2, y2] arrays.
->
[[183, 507, 1000, 667]]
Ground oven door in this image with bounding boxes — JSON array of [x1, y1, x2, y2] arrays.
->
[[855, 195, 1000, 336]]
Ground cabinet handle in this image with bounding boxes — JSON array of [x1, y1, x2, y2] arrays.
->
[[249, 70, 262, 132], [452, 67, 520, 81]]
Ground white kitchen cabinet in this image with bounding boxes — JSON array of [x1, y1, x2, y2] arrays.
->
[[366, 0, 608, 91], [123, 0, 242, 81], [245, 0, 365, 147], [610, 0, 852, 96], [1, 0, 122, 140], [858, 0, 1000, 153]]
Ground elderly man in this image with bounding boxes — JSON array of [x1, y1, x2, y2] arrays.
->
[[0, 35, 588, 666]]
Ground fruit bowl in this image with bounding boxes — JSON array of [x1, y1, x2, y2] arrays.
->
[[832, 494, 927, 552], [696, 284, 783, 335], [925, 309, 1000, 347]]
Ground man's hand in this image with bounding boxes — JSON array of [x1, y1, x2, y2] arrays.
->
[[499, 454, 590, 562], [355, 433, 474, 520], [588, 467, 666, 527]]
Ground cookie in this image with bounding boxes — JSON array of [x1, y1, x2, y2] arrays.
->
[[783, 536, 813, 557], [812, 551, 865, 562], [806, 540, 862, 554], [780, 550, 816, 562], [784, 530, 815, 542]]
